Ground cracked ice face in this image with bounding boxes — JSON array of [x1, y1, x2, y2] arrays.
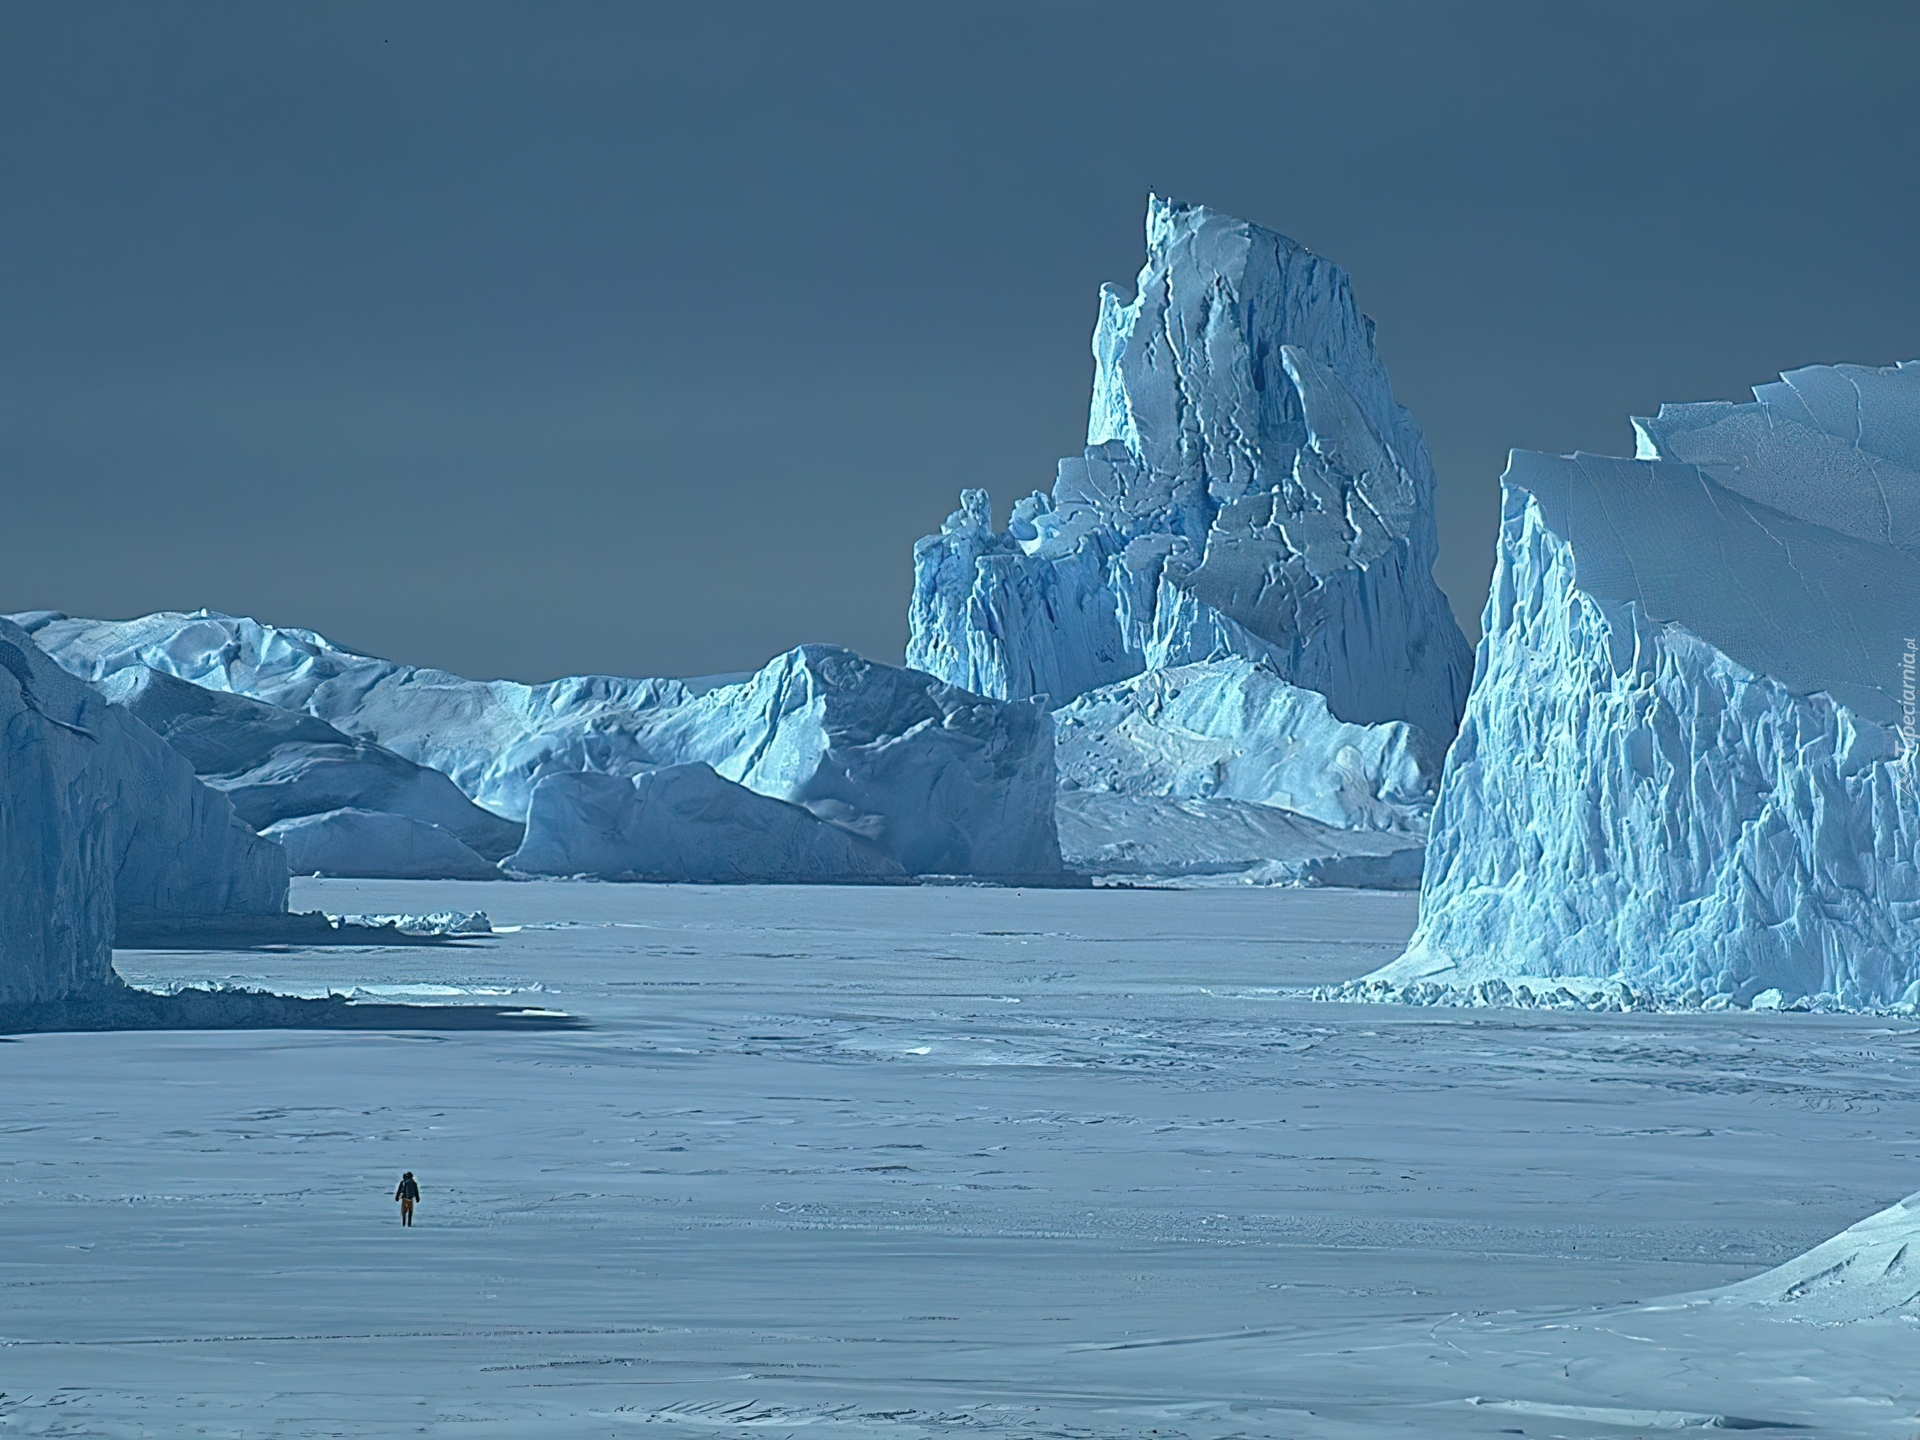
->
[[1502, 448, 1919, 727], [1632, 360, 1920, 557], [908, 196, 1472, 740]]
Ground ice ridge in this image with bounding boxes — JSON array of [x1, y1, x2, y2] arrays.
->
[[97, 665, 523, 866], [17, 613, 1060, 879], [507, 765, 906, 883]]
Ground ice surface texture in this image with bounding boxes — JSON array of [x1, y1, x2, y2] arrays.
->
[[19, 614, 1059, 878], [0, 618, 286, 1003], [1056, 792, 1423, 887], [908, 197, 1471, 744], [96, 666, 523, 863], [1383, 360, 1920, 1007], [266, 808, 503, 881], [508, 764, 905, 882], [1053, 657, 1439, 834]]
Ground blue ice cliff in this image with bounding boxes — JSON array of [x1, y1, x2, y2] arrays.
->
[[0, 617, 287, 1004], [908, 197, 1469, 882], [1369, 361, 1920, 1008], [17, 614, 1060, 881]]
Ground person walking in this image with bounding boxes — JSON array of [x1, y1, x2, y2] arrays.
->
[[395, 1171, 421, 1226]]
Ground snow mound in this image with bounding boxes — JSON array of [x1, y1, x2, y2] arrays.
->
[[1053, 657, 1440, 833], [98, 666, 524, 865], [1375, 361, 1920, 1009], [1711, 1188, 1920, 1321], [18, 615, 1059, 877], [1060, 792, 1423, 888], [0, 618, 286, 1004], [507, 764, 905, 883], [908, 196, 1471, 743], [265, 808, 502, 881]]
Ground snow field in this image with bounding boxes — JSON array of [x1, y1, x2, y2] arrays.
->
[[2, 881, 1917, 1436]]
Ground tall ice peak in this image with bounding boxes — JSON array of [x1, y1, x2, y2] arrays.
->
[[909, 195, 1471, 743]]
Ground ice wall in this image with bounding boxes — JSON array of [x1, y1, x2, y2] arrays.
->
[[1056, 792, 1424, 888], [265, 808, 502, 881], [1382, 362, 1920, 1007], [0, 618, 287, 1004], [1052, 658, 1440, 834], [508, 765, 905, 883], [20, 615, 1060, 878], [908, 196, 1471, 742], [1, 624, 117, 1003]]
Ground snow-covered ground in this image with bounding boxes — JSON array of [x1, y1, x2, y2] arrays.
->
[[4, 880, 1918, 1437]]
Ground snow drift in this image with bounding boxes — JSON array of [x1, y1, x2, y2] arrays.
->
[[0, 618, 287, 1005], [908, 196, 1471, 745], [507, 765, 905, 883], [1376, 360, 1920, 1008], [17, 615, 1060, 879]]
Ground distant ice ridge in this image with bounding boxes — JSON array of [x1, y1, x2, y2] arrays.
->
[[507, 765, 905, 883], [1059, 793, 1424, 889], [1371, 360, 1920, 1009], [0, 618, 286, 1004], [909, 196, 1471, 746], [267, 808, 504, 881], [1053, 658, 1440, 834], [96, 666, 521, 873], [17, 614, 1059, 879]]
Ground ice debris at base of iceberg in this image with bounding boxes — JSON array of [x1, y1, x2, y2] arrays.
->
[[267, 808, 503, 881], [16, 615, 1060, 879], [1052, 657, 1440, 834], [908, 196, 1471, 744], [331, 912, 494, 936], [0, 618, 287, 1005], [506, 764, 905, 883], [1309, 974, 1920, 1014], [97, 665, 524, 863], [1059, 793, 1423, 888], [1371, 359, 1920, 1010]]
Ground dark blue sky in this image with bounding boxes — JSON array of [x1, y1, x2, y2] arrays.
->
[[4, 2, 1916, 681]]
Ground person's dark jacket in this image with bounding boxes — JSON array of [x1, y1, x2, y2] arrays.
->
[[395, 1176, 420, 1202]]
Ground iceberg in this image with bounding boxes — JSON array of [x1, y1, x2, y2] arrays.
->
[[1056, 792, 1424, 888], [507, 764, 905, 883], [1052, 658, 1440, 834], [908, 197, 1472, 745], [1377, 361, 1920, 1008], [0, 618, 287, 1004], [13, 608, 688, 823], [265, 808, 502, 881], [96, 666, 524, 865], [17, 615, 1060, 878]]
